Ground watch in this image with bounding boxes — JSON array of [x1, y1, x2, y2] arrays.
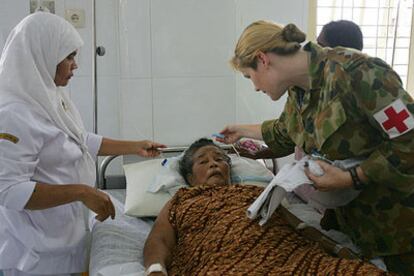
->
[[145, 263, 168, 276], [348, 166, 365, 190]]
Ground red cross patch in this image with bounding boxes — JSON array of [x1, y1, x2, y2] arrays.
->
[[373, 99, 414, 139]]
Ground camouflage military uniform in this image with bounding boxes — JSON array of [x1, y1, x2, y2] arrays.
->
[[262, 42, 414, 273]]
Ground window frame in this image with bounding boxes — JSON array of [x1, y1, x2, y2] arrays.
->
[[307, 0, 414, 93]]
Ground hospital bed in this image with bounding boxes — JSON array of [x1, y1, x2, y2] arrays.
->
[[90, 145, 275, 275], [89, 146, 386, 275]]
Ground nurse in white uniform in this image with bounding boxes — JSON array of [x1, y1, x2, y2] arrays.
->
[[0, 12, 165, 276]]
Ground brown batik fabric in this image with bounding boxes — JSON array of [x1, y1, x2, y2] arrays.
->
[[167, 184, 389, 275]]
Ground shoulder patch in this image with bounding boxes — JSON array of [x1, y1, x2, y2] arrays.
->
[[0, 133, 19, 144], [373, 99, 414, 139]]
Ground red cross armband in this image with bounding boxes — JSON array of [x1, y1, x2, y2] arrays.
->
[[373, 99, 414, 139]]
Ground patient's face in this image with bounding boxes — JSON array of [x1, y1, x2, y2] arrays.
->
[[188, 145, 231, 187]]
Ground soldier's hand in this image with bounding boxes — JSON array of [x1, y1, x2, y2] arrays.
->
[[237, 148, 259, 159], [217, 125, 244, 144], [305, 160, 353, 191]]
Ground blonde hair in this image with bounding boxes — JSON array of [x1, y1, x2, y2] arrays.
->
[[231, 21, 306, 70]]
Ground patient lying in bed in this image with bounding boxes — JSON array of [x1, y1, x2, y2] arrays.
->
[[143, 138, 388, 275]]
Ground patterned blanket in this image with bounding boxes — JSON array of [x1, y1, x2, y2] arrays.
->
[[168, 184, 389, 275]]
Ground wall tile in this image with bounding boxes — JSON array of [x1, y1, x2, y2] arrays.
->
[[96, 0, 120, 76], [97, 76, 120, 138], [119, 0, 151, 78], [153, 77, 236, 145], [0, 0, 29, 51], [120, 78, 153, 140], [151, 0, 236, 77], [68, 76, 94, 132], [235, 0, 307, 34], [235, 74, 287, 124]]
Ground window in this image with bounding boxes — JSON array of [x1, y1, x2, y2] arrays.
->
[[309, 0, 414, 91]]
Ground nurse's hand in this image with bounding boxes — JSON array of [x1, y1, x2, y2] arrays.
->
[[81, 186, 116, 221], [136, 140, 166, 157], [304, 160, 353, 192]]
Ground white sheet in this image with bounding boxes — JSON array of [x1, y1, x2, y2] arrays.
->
[[96, 262, 145, 276], [89, 190, 153, 276]]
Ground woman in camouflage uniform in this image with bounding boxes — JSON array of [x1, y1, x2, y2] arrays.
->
[[219, 20, 414, 275]]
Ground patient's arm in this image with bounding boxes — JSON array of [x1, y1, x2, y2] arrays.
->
[[144, 201, 176, 272]]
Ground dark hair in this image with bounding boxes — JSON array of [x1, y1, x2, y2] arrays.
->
[[318, 20, 363, 50], [179, 138, 231, 185]]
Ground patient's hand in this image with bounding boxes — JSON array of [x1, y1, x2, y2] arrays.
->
[[305, 160, 353, 191]]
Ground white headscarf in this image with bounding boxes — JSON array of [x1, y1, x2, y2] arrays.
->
[[0, 12, 95, 186]]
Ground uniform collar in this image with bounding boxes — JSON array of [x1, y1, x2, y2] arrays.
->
[[303, 41, 327, 91], [290, 42, 327, 113]]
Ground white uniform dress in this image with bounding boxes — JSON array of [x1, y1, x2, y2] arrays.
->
[[0, 102, 102, 274], [0, 13, 102, 275]]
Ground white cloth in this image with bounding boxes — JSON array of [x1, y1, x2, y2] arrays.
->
[[0, 13, 101, 274], [294, 157, 365, 212], [247, 156, 361, 225]]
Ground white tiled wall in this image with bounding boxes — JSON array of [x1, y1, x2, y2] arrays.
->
[[68, 76, 94, 131], [120, 79, 153, 140], [0, 1, 28, 48], [112, 0, 309, 146], [151, 0, 235, 78], [118, 0, 151, 79], [0, 0, 308, 175], [96, 0, 120, 77], [152, 76, 236, 145], [97, 76, 120, 138]]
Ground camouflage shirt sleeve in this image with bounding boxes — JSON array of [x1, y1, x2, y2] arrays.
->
[[261, 104, 296, 158], [347, 57, 414, 194]]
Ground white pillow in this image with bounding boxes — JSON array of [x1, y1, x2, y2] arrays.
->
[[147, 155, 273, 195], [124, 159, 170, 217], [124, 156, 273, 217]]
